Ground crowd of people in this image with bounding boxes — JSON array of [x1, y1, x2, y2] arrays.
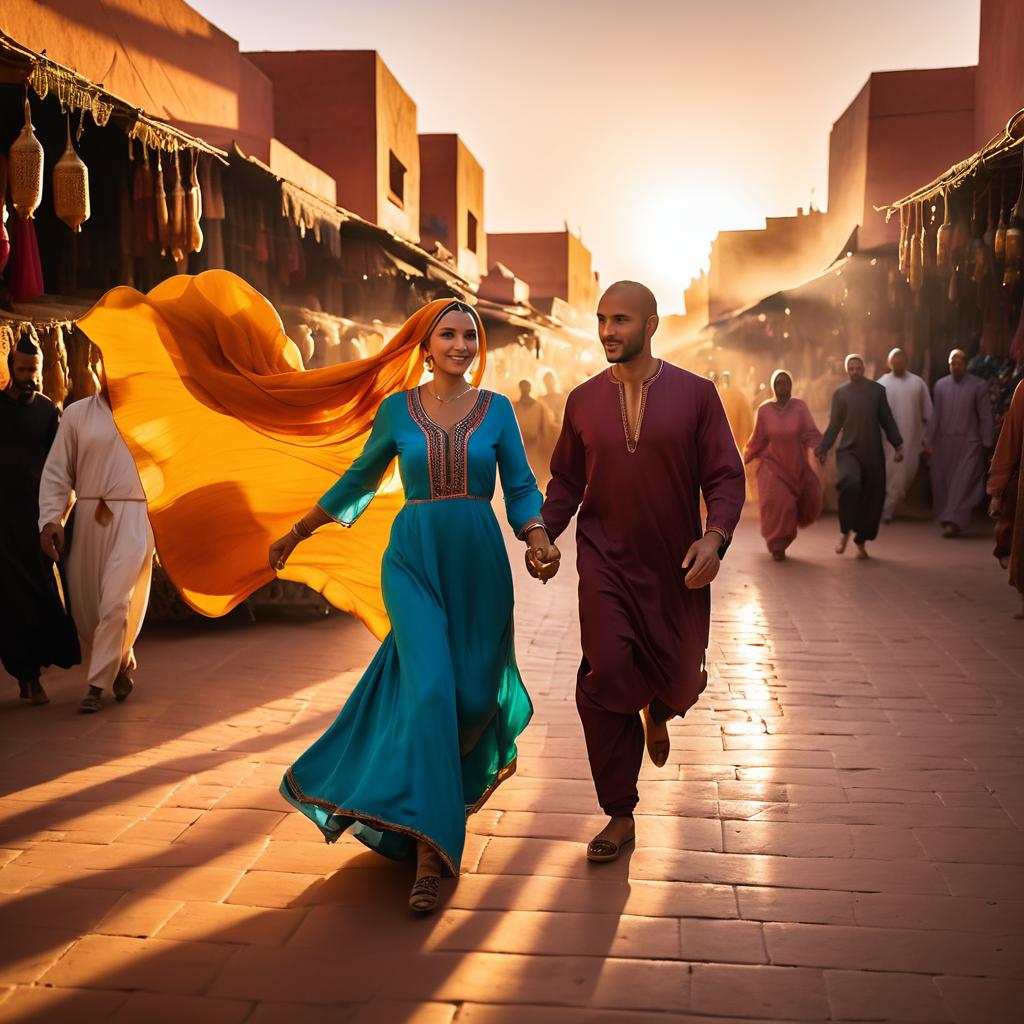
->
[[2, 270, 1022, 919], [723, 346, 1023, 616]]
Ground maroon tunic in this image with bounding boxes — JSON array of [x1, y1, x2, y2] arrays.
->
[[542, 361, 745, 816]]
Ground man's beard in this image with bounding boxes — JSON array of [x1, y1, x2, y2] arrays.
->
[[11, 380, 40, 402], [604, 337, 646, 364]]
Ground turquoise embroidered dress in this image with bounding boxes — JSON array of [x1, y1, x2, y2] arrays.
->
[[280, 388, 543, 875]]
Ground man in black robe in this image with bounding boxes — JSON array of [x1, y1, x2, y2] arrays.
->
[[0, 334, 79, 703], [815, 353, 904, 559]]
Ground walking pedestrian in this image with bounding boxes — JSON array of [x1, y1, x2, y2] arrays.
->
[[744, 370, 822, 560], [878, 347, 932, 521], [987, 378, 1023, 618], [535, 280, 744, 863], [929, 349, 995, 538], [815, 354, 904, 559]]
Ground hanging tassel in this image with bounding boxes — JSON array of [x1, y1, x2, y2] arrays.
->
[[9, 216, 45, 301]]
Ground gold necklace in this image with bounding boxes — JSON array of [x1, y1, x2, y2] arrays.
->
[[430, 382, 472, 405]]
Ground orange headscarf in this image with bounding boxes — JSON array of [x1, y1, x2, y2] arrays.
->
[[78, 270, 486, 638]]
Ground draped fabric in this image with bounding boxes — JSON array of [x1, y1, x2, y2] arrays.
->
[[77, 271, 485, 638]]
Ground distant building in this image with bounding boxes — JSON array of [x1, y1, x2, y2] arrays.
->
[[246, 50, 421, 242], [487, 229, 598, 320], [419, 134, 486, 285]]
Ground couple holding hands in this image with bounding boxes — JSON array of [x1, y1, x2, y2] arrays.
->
[[83, 271, 744, 915]]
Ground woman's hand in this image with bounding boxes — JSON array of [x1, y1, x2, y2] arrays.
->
[[989, 496, 1004, 520], [269, 532, 300, 571], [523, 526, 560, 584]]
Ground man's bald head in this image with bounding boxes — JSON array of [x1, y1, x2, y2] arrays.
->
[[596, 281, 659, 365], [603, 280, 658, 319]]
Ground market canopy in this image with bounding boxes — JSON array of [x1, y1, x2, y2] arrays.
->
[[0, 27, 227, 160], [880, 107, 1024, 218]]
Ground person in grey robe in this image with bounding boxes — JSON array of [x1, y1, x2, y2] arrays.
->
[[928, 349, 995, 537], [815, 354, 903, 559]]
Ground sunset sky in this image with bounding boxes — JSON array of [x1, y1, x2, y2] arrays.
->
[[193, 0, 980, 313]]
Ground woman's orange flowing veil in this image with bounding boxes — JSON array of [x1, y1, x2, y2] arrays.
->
[[78, 270, 486, 639]]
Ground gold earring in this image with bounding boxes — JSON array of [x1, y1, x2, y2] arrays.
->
[[424, 354, 434, 370]]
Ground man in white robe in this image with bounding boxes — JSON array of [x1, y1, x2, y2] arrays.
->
[[38, 385, 154, 713], [878, 347, 933, 521]]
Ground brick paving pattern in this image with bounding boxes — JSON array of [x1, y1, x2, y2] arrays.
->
[[1, 515, 1022, 1023]]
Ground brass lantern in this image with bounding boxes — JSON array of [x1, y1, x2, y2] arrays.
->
[[53, 119, 90, 232], [9, 98, 44, 219]]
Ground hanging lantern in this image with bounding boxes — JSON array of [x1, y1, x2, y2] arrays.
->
[[936, 189, 952, 270], [52, 118, 90, 232], [9, 98, 44, 219]]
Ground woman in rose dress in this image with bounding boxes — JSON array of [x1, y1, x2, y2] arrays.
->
[[744, 370, 823, 560]]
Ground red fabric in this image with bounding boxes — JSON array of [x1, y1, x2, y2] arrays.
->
[[744, 399, 823, 553], [542, 363, 745, 815], [0, 218, 9, 274], [9, 217, 43, 301]]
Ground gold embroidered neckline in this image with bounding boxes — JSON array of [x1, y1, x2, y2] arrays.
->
[[608, 360, 663, 454]]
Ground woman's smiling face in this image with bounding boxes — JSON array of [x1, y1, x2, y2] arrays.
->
[[425, 310, 479, 377]]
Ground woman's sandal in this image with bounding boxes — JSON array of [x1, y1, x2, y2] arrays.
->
[[78, 691, 103, 714], [408, 874, 441, 913], [586, 833, 635, 864]]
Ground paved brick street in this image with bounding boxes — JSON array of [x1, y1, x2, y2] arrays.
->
[[1, 513, 1022, 1024]]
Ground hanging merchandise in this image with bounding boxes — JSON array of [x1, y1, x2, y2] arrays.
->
[[9, 97, 44, 219], [995, 178, 1007, 262], [0, 154, 10, 274], [186, 151, 203, 254], [52, 116, 90, 232], [9, 214, 45, 301], [155, 150, 170, 255], [169, 151, 187, 263], [909, 203, 923, 292], [936, 188, 952, 270], [898, 205, 908, 275], [1004, 160, 1023, 288], [983, 188, 995, 248]]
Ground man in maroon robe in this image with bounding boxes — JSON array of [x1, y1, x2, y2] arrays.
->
[[533, 281, 745, 861]]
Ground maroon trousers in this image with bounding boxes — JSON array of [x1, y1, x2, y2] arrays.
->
[[575, 586, 707, 817]]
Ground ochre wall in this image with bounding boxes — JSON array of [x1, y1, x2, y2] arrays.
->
[[827, 80, 871, 248], [488, 232, 569, 305], [860, 68, 975, 250], [375, 55, 419, 242], [455, 137, 486, 284], [246, 50, 380, 225], [975, 0, 1024, 146], [419, 134, 458, 255]]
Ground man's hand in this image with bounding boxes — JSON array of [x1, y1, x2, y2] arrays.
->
[[989, 496, 1004, 520], [893, 446, 904, 463], [525, 541, 561, 584], [683, 533, 722, 589], [814, 446, 827, 465], [40, 522, 64, 562]]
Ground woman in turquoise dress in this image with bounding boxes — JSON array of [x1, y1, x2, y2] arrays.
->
[[269, 300, 561, 912]]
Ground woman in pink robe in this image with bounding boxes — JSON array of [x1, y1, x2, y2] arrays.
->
[[744, 371, 823, 560]]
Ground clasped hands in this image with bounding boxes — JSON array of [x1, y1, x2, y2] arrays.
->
[[524, 527, 560, 585]]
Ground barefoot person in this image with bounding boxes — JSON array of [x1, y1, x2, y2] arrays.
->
[[744, 370, 822, 561], [273, 301, 556, 911], [815, 354, 903, 559], [988, 378, 1023, 618], [534, 281, 744, 863]]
